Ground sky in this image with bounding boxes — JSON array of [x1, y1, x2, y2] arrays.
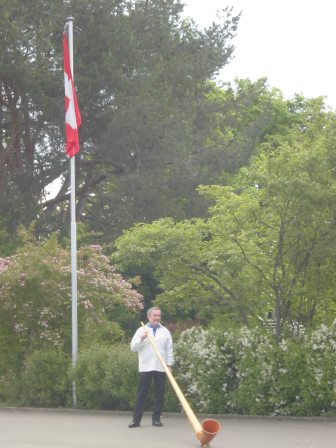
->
[[183, 0, 336, 108]]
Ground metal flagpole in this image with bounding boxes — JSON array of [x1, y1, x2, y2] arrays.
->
[[65, 16, 78, 408]]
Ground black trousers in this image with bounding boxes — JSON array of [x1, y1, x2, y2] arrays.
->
[[132, 371, 166, 423]]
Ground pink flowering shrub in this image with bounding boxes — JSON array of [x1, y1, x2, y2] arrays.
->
[[0, 234, 143, 373], [0, 257, 11, 274]]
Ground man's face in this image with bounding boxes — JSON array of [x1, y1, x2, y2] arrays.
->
[[149, 309, 161, 327]]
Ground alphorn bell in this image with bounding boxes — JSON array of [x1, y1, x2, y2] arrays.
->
[[141, 322, 221, 447]]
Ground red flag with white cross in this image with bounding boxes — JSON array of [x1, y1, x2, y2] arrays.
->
[[63, 32, 81, 157]]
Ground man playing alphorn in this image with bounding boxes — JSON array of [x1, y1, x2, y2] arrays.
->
[[128, 307, 174, 428]]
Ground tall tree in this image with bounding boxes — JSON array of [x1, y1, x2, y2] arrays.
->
[[113, 96, 336, 340], [0, 0, 240, 240], [0, 0, 66, 232]]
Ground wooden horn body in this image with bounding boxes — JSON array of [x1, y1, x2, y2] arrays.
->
[[141, 322, 221, 446]]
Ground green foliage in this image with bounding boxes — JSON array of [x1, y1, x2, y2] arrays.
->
[[1, 349, 71, 407], [2, 0, 336, 418], [0, 0, 66, 232], [163, 380, 180, 413], [1, 325, 335, 416], [0, 342, 179, 412], [73, 345, 138, 410], [0, 0, 241, 240], [71, 2, 240, 238], [228, 328, 282, 415], [0, 232, 143, 377], [301, 324, 336, 415], [0, 225, 21, 257], [113, 218, 212, 322], [73, 343, 179, 412], [194, 79, 289, 177], [114, 98, 336, 339], [19, 350, 70, 407], [175, 323, 336, 416], [76, 344, 161, 411], [176, 327, 237, 413]]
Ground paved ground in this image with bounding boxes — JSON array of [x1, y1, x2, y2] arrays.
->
[[0, 408, 335, 448]]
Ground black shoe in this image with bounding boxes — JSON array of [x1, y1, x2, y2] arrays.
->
[[128, 421, 140, 428], [152, 420, 163, 427]]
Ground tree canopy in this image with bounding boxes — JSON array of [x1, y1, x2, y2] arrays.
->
[[0, 0, 240, 240], [113, 96, 336, 340]]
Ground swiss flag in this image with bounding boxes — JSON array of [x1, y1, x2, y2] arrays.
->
[[63, 32, 81, 157]]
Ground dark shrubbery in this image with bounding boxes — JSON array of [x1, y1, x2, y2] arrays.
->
[[1, 323, 335, 416], [2, 349, 71, 407], [73, 345, 138, 410]]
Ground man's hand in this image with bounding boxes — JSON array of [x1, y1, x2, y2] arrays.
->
[[140, 332, 147, 342]]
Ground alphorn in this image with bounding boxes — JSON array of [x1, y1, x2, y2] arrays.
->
[[141, 322, 221, 447]]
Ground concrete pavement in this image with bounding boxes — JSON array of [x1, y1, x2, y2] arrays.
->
[[0, 408, 335, 448]]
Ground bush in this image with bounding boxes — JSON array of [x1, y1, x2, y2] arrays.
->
[[0, 236, 143, 373], [270, 338, 309, 415], [228, 327, 281, 415], [175, 326, 237, 413], [163, 383, 180, 413], [2, 324, 335, 416], [74, 344, 180, 412], [175, 322, 336, 416], [12, 349, 71, 407], [301, 324, 336, 415], [0, 342, 179, 412], [74, 345, 138, 410]]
